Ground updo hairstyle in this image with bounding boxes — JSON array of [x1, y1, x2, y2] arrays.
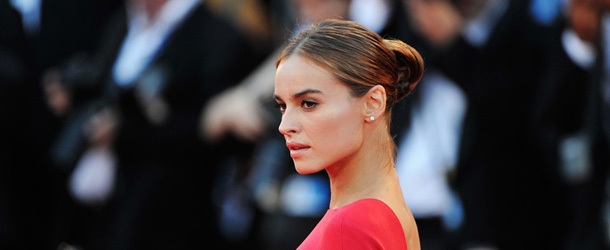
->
[[275, 19, 424, 160], [276, 19, 424, 114]]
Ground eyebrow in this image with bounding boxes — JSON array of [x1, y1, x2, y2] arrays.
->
[[274, 89, 322, 101], [294, 89, 322, 98]]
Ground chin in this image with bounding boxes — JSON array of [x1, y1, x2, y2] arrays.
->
[[294, 161, 324, 175]]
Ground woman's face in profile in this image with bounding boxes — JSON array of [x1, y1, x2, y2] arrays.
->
[[274, 55, 365, 174]]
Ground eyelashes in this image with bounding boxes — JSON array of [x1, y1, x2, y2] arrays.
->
[[274, 102, 286, 113], [301, 100, 317, 109], [274, 100, 318, 113]]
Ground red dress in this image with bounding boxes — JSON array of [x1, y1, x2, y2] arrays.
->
[[296, 198, 408, 250]]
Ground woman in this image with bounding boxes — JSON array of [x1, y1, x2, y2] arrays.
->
[[274, 19, 424, 250]]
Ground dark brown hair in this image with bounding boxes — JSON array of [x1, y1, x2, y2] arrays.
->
[[276, 19, 424, 160], [276, 19, 424, 110]]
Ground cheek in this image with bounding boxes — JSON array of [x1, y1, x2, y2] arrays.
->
[[308, 103, 363, 162]]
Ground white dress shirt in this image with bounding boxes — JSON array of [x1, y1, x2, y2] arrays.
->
[[462, 0, 509, 47], [348, 0, 391, 34], [112, 0, 201, 87], [395, 71, 467, 218], [9, 0, 42, 36]]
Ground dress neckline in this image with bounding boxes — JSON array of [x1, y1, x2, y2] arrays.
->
[[328, 198, 391, 211]]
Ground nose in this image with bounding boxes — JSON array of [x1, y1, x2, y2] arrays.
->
[[278, 111, 299, 136]]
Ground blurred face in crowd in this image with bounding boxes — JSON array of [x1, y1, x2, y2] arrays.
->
[[274, 55, 365, 174], [570, 0, 610, 43], [454, 0, 488, 18], [131, 0, 169, 19], [295, 0, 350, 23], [602, 0, 610, 10]]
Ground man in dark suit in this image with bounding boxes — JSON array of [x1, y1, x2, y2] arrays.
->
[[1, 0, 122, 249], [407, 0, 571, 248], [46, 0, 264, 249], [0, 2, 39, 249], [536, 1, 610, 249]]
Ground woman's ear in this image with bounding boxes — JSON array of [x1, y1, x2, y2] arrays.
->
[[363, 85, 386, 122]]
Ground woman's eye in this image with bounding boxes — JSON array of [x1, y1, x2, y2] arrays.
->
[[275, 102, 286, 113], [301, 100, 317, 110]]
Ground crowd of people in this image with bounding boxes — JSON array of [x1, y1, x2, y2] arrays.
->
[[1, 0, 609, 249]]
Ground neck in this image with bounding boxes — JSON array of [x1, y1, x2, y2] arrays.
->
[[326, 125, 399, 209], [130, 0, 169, 22]]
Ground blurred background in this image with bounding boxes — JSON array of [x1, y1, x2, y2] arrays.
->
[[0, 0, 609, 249]]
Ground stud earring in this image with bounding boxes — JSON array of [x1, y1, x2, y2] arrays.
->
[[370, 116, 375, 121]]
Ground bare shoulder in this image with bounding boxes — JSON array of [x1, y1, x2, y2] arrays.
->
[[384, 199, 421, 250]]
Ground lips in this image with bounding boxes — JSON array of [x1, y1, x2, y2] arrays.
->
[[286, 141, 310, 158]]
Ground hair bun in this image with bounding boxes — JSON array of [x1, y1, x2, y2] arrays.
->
[[383, 39, 424, 102]]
